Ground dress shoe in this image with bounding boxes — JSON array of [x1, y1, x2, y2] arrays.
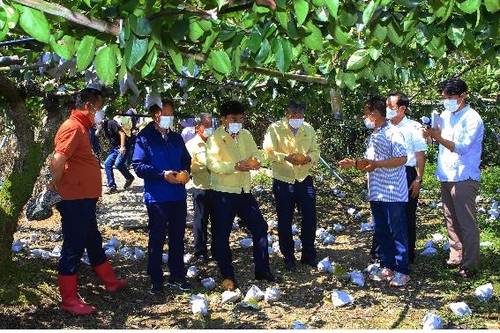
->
[[255, 271, 279, 282], [105, 187, 118, 195], [300, 258, 317, 268], [458, 267, 475, 278], [123, 178, 134, 189], [284, 261, 296, 272], [443, 259, 462, 269]]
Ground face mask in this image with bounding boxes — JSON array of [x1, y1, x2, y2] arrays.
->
[[364, 118, 375, 129], [289, 118, 304, 129], [443, 99, 459, 112], [159, 116, 174, 130], [386, 107, 397, 120], [228, 122, 242, 134], [94, 110, 105, 124], [203, 127, 214, 137]]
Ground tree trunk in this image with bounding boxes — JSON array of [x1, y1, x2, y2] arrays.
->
[[0, 74, 67, 267]]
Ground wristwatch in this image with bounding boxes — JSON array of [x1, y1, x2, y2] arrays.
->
[[414, 177, 422, 183]]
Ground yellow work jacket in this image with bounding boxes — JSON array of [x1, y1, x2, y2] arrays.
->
[[262, 118, 319, 184], [185, 134, 211, 190], [206, 126, 263, 194]]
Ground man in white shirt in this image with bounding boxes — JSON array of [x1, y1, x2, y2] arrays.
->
[[423, 77, 484, 278], [384, 91, 428, 264]]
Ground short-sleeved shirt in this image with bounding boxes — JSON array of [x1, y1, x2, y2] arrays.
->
[[54, 110, 102, 200], [391, 116, 428, 167], [365, 122, 408, 203]]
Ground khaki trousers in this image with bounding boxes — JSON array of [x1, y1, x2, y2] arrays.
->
[[441, 180, 480, 269]]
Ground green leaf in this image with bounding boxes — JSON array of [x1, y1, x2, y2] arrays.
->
[[254, 39, 271, 64], [276, 11, 289, 30], [425, 35, 446, 58], [129, 15, 152, 37], [165, 40, 183, 73], [124, 34, 148, 70], [294, 0, 309, 26], [210, 50, 231, 74], [346, 49, 370, 71], [247, 32, 263, 53], [368, 48, 381, 60], [446, 20, 466, 47], [485, 0, 500, 13], [201, 30, 219, 54], [387, 21, 403, 46], [50, 35, 76, 60], [362, 0, 378, 25], [372, 22, 387, 42], [329, 21, 349, 45], [272, 37, 292, 73], [95, 45, 117, 85], [141, 47, 157, 78], [188, 20, 204, 42], [19, 7, 50, 43], [83, 0, 91, 8], [233, 45, 241, 72], [170, 17, 189, 43], [437, 0, 455, 24], [198, 19, 212, 31], [303, 21, 324, 51], [324, 0, 339, 19], [456, 0, 481, 14], [2, 4, 18, 29], [76, 35, 95, 72]]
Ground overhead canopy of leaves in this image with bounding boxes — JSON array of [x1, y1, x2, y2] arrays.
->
[[0, 0, 498, 103]]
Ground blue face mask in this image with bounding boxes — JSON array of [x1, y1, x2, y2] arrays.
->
[[364, 118, 375, 129], [228, 122, 242, 134], [386, 107, 397, 120], [159, 116, 174, 129], [203, 127, 214, 137], [443, 99, 459, 112]]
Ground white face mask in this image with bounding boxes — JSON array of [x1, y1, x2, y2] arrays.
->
[[289, 118, 304, 129], [228, 122, 242, 134], [386, 107, 397, 120], [364, 118, 375, 129], [443, 99, 460, 112], [158, 116, 174, 130], [203, 127, 214, 137], [94, 110, 105, 124]]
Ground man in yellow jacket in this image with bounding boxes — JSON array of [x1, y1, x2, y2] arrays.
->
[[263, 100, 320, 271], [206, 100, 276, 289]]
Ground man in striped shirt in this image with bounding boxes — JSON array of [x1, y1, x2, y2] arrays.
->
[[339, 97, 410, 287]]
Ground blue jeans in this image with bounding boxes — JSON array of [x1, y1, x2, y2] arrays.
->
[[273, 176, 317, 264], [104, 147, 134, 189], [370, 201, 410, 275], [56, 199, 107, 275], [146, 201, 187, 284]]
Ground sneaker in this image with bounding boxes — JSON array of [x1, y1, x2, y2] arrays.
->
[[124, 178, 134, 189], [167, 277, 191, 291], [105, 187, 118, 195], [369, 267, 394, 282], [149, 283, 164, 296], [389, 272, 410, 287]]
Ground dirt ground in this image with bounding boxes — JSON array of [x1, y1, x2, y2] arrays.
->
[[3, 169, 499, 329]]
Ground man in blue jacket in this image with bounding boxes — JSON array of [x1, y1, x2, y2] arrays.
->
[[132, 97, 192, 295]]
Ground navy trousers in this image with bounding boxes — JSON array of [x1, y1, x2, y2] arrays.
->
[[273, 176, 317, 264], [211, 190, 271, 278], [57, 198, 107, 275], [146, 201, 187, 284], [192, 188, 213, 257]]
